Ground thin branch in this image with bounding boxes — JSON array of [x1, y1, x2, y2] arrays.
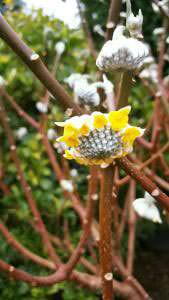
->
[[118, 157, 169, 211], [105, 0, 122, 41], [99, 165, 115, 300], [0, 221, 56, 270], [0, 100, 59, 264]]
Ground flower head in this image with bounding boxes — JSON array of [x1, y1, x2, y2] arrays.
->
[[55, 106, 144, 166], [133, 192, 162, 223], [96, 25, 149, 72]]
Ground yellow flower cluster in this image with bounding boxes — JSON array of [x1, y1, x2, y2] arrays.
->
[[56, 106, 144, 166]]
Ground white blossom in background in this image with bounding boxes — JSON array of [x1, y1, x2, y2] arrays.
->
[[70, 169, 78, 177], [16, 127, 28, 139], [93, 24, 105, 37], [92, 13, 98, 20], [96, 25, 149, 72], [133, 192, 162, 223], [53, 141, 66, 153], [159, 0, 169, 14], [47, 129, 56, 140], [139, 63, 158, 83], [152, 3, 160, 13], [64, 73, 90, 89], [60, 179, 74, 192], [126, 0, 143, 39], [0, 75, 6, 86], [55, 41, 65, 56], [102, 74, 114, 95], [36, 101, 48, 113], [166, 36, 169, 43], [153, 27, 165, 36], [142, 56, 155, 65], [152, 0, 169, 14], [120, 11, 127, 18]]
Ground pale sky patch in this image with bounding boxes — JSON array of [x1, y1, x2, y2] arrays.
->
[[24, 0, 80, 29]]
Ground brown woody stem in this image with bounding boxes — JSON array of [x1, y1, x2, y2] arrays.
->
[[118, 157, 169, 211], [99, 166, 114, 300]]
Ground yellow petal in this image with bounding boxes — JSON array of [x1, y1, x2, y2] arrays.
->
[[56, 136, 65, 142], [55, 122, 65, 127], [93, 113, 108, 129], [75, 157, 88, 165], [79, 124, 90, 136], [64, 150, 74, 160], [64, 123, 79, 138], [122, 127, 142, 146], [57, 135, 79, 147], [108, 106, 131, 131]]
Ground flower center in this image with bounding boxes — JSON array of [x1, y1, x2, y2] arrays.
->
[[77, 127, 122, 159]]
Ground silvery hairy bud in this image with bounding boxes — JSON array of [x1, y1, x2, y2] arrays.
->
[[96, 25, 149, 72]]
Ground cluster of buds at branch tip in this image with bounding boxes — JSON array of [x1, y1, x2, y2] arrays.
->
[[96, 0, 149, 72], [65, 73, 113, 108], [55, 106, 144, 166]]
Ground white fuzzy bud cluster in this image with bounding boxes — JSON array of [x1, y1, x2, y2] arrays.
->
[[96, 26, 149, 72], [65, 73, 114, 107], [65, 73, 100, 107], [96, 0, 149, 72], [133, 192, 162, 223]]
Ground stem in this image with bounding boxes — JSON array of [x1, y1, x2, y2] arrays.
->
[[117, 71, 133, 108], [106, 0, 122, 41], [118, 157, 169, 211], [127, 180, 136, 274], [99, 166, 114, 300]]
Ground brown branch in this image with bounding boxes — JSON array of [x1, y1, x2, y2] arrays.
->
[[116, 142, 169, 187], [99, 165, 115, 300], [127, 180, 136, 275], [0, 13, 82, 115], [0, 221, 56, 270], [0, 100, 59, 264], [105, 0, 122, 41], [0, 88, 39, 129], [118, 157, 169, 211]]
